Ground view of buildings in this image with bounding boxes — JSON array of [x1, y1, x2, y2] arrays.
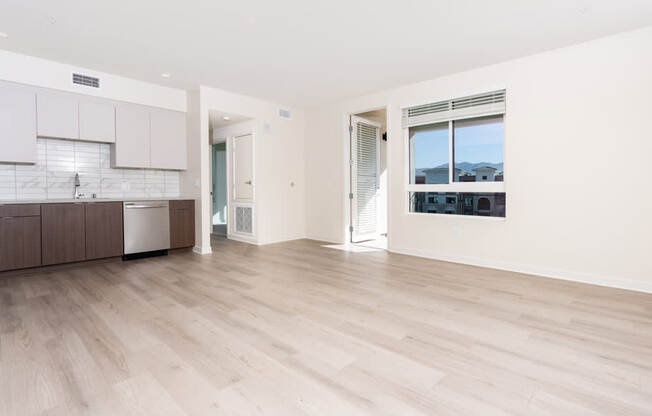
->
[[411, 165, 506, 217]]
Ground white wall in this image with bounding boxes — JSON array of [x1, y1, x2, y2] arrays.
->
[[191, 86, 306, 248], [0, 50, 186, 111], [305, 26, 652, 292]]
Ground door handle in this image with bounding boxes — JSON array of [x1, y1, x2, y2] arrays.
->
[[244, 180, 252, 185]]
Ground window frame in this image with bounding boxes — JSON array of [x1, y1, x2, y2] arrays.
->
[[404, 115, 505, 194]]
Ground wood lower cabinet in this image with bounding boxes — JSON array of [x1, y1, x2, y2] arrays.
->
[[85, 202, 123, 260], [41, 203, 86, 265], [169, 200, 195, 249], [0, 204, 41, 272], [1, 199, 189, 272]]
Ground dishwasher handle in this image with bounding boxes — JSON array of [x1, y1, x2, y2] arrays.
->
[[124, 203, 169, 209]]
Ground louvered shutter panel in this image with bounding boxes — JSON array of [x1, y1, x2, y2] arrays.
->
[[351, 119, 379, 242], [402, 90, 505, 128]]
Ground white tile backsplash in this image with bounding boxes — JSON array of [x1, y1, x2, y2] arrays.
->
[[0, 164, 17, 200], [0, 138, 181, 201]]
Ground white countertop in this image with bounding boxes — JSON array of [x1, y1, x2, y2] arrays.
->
[[0, 197, 196, 205]]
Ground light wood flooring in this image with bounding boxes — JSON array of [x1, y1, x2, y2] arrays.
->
[[1, 238, 652, 415]]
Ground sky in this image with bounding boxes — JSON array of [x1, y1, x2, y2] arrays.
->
[[412, 117, 504, 169]]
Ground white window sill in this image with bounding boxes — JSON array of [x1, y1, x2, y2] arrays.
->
[[404, 212, 507, 221]]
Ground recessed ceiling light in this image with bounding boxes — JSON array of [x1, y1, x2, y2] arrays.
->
[[222, 116, 231, 121], [161, 73, 171, 78], [0, 32, 8, 39]]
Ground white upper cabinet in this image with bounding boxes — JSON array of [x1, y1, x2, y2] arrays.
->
[[37, 91, 79, 139], [37, 91, 116, 143], [0, 82, 37, 164], [3, 83, 185, 170], [112, 103, 150, 168], [150, 109, 187, 170], [79, 99, 115, 143]]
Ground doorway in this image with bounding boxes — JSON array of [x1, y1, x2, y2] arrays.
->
[[349, 108, 388, 249], [211, 142, 227, 236], [209, 110, 255, 244]]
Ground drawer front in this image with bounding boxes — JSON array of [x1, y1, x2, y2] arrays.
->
[[0, 204, 41, 217], [169, 199, 194, 210]]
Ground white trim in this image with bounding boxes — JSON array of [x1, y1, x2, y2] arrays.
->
[[448, 120, 454, 184], [404, 212, 506, 221], [227, 232, 258, 245], [351, 115, 381, 128], [192, 245, 212, 255], [259, 236, 307, 246], [388, 246, 652, 295], [406, 182, 505, 193], [306, 234, 345, 244]]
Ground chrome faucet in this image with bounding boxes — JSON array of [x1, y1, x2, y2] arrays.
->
[[73, 173, 85, 199]]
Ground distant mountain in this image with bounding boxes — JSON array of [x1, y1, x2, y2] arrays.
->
[[418, 162, 504, 172]]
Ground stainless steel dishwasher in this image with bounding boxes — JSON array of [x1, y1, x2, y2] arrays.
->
[[123, 201, 170, 259]]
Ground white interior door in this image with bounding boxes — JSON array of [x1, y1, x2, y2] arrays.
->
[[350, 116, 380, 243], [233, 133, 254, 201]]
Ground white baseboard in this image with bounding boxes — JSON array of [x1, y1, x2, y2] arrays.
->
[[227, 233, 258, 245], [305, 234, 344, 244], [192, 245, 212, 255], [256, 235, 308, 246], [388, 246, 652, 295]]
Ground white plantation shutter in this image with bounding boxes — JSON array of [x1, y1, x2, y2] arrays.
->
[[402, 90, 505, 128], [351, 117, 379, 242]]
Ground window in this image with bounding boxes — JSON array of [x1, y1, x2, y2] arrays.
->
[[403, 90, 506, 217], [410, 192, 505, 217], [453, 115, 504, 182], [409, 123, 449, 184]]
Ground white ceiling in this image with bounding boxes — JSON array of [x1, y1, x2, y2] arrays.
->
[[1, 1, 652, 107]]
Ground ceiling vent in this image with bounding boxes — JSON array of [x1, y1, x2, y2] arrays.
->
[[72, 73, 100, 88], [278, 108, 292, 120]]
